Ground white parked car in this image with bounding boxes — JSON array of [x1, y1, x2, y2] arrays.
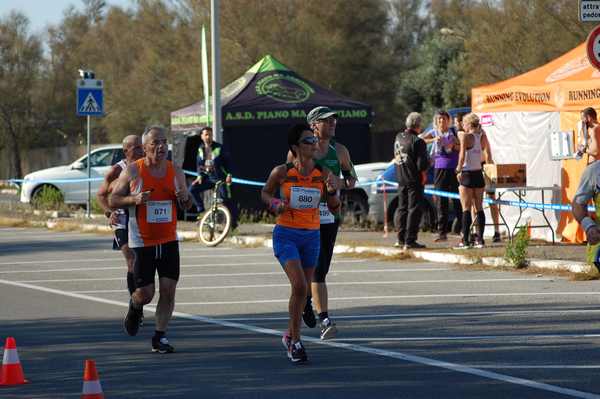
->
[[20, 144, 125, 205], [340, 162, 389, 225], [348, 161, 438, 231]]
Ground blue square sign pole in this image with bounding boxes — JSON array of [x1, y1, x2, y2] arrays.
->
[[76, 78, 104, 218], [77, 79, 104, 116]]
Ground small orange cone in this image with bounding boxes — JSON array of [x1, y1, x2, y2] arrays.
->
[[0, 337, 28, 386], [81, 359, 104, 399]]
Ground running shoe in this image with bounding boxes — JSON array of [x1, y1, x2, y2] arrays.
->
[[473, 239, 485, 249], [302, 299, 317, 328], [492, 232, 501, 243], [288, 341, 308, 363], [453, 242, 471, 250], [434, 233, 447, 242], [320, 318, 337, 340], [403, 242, 426, 250], [152, 337, 175, 354], [123, 299, 143, 336]]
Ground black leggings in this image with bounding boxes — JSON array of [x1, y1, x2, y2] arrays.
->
[[313, 221, 339, 283]]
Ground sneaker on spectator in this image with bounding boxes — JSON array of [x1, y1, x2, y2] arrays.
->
[[434, 233, 447, 242], [492, 232, 501, 243], [470, 233, 479, 246], [473, 239, 485, 249], [403, 242, 426, 250], [454, 242, 471, 250]]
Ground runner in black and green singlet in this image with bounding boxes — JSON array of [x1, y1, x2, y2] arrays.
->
[[306, 106, 357, 340]]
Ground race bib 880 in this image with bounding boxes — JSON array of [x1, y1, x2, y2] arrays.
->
[[289, 186, 320, 210]]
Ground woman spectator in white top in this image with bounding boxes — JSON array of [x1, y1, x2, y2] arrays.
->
[[455, 113, 492, 249]]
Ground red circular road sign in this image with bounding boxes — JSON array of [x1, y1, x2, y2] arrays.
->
[[587, 24, 600, 71]]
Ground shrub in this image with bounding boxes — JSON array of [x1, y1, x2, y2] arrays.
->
[[31, 185, 64, 210], [504, 225, 530, 268]]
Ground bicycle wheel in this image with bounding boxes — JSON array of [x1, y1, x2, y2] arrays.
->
[[198, 204, 232, 246]]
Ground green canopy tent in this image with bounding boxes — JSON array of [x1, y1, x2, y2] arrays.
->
[[170, 55, 372, 212]]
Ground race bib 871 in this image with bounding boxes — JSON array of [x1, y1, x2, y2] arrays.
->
[[289, 186, 320, 210], [146, 200, 172, 223]]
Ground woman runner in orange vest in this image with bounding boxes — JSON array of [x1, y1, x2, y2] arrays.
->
[[261, 123, 341, 363]]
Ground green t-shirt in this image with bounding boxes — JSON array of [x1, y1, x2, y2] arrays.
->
[[315, 139, 341, 223], [315, 139, 341, 177]]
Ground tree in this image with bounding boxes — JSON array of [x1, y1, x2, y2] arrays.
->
[[462, 0, 590, 87], [0, 11, 43, 178]]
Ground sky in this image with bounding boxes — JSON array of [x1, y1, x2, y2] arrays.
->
[[1, 0, 131, 35]]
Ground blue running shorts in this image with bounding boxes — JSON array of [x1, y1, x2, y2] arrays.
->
[[272, 225, 320, 269]]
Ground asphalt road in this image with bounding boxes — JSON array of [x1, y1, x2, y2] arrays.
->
[[1, 227, 600, 398]]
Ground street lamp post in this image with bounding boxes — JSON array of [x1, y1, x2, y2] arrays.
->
[[211, 0, 222, 143]]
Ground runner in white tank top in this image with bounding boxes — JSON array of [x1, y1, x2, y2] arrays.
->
[[96, 135, 144, 303], [455, 114, 491, 249], [463, 130, 482, 171]]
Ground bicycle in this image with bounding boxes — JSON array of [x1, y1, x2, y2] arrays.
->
[[198, 180, 232, 246]]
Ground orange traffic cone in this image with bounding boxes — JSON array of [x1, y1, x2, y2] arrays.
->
[[81, 359, 104, 399], [0, 337, 28, 386]]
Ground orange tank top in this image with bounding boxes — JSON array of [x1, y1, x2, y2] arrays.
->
[[128, 159, 178, 247], [276, 163, 326, 230]]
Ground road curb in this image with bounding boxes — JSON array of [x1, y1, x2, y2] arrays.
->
[[2, 217, 592, 275], [217, 233, 593, 274]]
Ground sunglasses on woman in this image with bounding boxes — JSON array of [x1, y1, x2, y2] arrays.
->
[[299, 136, 318, 145]]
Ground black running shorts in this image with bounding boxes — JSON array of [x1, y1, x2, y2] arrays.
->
[[112, 229, 128, 250], [132, 240, 180, 288], [314, 220, 339, 283], [460, 170, 485, 189]]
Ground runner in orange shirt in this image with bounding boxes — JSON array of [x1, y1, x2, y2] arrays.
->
[[262, 123, 340, 363], [110, 126, 193, 353]]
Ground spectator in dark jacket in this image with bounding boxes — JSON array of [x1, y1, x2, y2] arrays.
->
[[394, 112, 429, 249]]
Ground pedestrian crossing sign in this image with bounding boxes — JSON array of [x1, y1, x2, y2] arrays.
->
[[76, 79, 104, 116]]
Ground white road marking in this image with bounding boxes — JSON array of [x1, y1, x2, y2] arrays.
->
[[0, 277, 597, 399], [13, 268, 452, 282], [171, 292, 600, 305], [205, 308, 600, 322], [0, 259, 369, 274], [71, 278, 553, 294], [0, 253, 279, 266], [0, 233, 100, 241], [332, 333, 600, 342], [465, 365, 600, 369]]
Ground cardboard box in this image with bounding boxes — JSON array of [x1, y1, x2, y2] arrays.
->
[[483, 163, 526, 188]]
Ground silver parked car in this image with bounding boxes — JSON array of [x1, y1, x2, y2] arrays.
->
[[20, 144, 124, 206], [20, 144, 172, 206]]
